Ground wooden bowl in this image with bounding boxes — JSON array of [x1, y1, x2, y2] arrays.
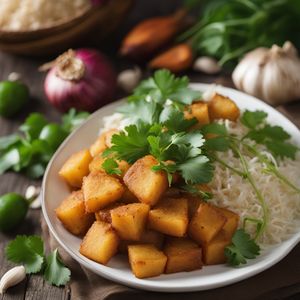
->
[[0, 0, 133, 56]]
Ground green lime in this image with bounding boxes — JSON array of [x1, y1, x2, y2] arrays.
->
[[39, 123, 68, 150], [0, 81, 29, 118], [0, 193, 28, 232]]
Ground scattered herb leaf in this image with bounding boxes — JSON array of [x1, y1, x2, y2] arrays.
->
[[44, 249, 71, 286], [225, 229, 260, 266]]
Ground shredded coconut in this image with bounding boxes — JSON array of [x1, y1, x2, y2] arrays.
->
[[0, 0, 91, 31]]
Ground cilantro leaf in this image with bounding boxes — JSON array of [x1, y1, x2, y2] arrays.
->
[[0, 148, 20, 174], [5, 236, 44, 273], [132, 69, 201, 106], [44, 249, 71, 287], [201, 123, 230, 152], [225, 229, 260, 266], [0, 134, 20, 151], [178, 155, 214, 184], [265, 140, 298, 160], [107, 123, 152, 163], [62, 108, 90, 132], [159, 106, 197, 132], [102, 158, 122, 175], [19, 113, 48, 141], [241, 110, 267, 129], [118, 100, 162, 124]]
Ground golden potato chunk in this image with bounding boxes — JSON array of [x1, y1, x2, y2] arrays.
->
[[208, 93, 240, 121], [215, 207, 239, 239], [111, 203, 150, 241], [191, 102, 210, 125], [189, 202, 227, 245], [89, 129, 119, 157], [95, 202, 124, 223], [148, 197, 188, 237], [118, 229, 164, 253], [59, 149, 92, 188], [55, 190, 94, 236], [89, 154, 130, 178], [123, 155, 168, 206], [187, 195, 202, 219], [128, 244, 167, 279], [202, 230, 231, 265], [80, 221, 119, 265], [164, 237, 202, 274], [89, 134, 106, 158], [82, 171, 124, 212], [121, 187, 139, 204]]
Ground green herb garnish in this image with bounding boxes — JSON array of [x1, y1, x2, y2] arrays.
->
[[6, 236, 70, 286], [0, 108, 89, 178], [225, 229, 260, 266]]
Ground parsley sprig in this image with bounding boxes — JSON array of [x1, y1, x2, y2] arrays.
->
[[6, 236, 70, 286], [103, 120, 214, 186], [225, 229, 260, 266], [0, 109, 89, 179]]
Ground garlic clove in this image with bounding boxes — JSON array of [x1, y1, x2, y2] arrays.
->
[[117, 67, 142, 93], [193, 56, 221, 74], [282, 41, 298, 57], [8, 72, 22, 82], [25, 185, 41, 209], [0, 266, 26, 294]]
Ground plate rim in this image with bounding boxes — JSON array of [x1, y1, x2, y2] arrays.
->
[[42, 83, 300, 292]]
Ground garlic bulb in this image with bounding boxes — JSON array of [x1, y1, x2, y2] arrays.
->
[[232, 41, 300, 105], [0, 266, 26, 294]]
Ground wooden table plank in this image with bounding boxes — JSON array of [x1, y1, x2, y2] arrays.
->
[[0, 52, 68, 300]]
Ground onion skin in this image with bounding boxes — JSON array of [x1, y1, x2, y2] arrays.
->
[[44, 49, 116, 112]]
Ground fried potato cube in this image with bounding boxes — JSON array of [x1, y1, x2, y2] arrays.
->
[[89, 154, 130, 178], [80, 221, 119, 265], [82, 171, 124, 212], [123, 155, 168, 206], [208, 93, 240, 121], [187, 195, 202, 219], [89, 129, 119, 157], [148, 197, 188, 237], [118, 229, 165, 253], [59, 149, 92, 188], [215, 207, 239, 239], [111, 203, 150, 241], [121, 187, 139, 204], [95, 202, 124, 223], [128, 244, 167, 279], [89, 134, 106, 158], [55, 190, 94, 236], [191, 102, 210, 125], [189, 202, 227, 245], [202, 230, 231, 265], [164, 237, 202, 274]]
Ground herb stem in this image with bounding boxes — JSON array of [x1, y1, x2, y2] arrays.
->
[[212, 154, 246, 177], [233, 144, 268, 240], [243, 142, 300, 194]]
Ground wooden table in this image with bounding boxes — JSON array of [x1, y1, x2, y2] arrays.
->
[[0, 1, 300, 299]]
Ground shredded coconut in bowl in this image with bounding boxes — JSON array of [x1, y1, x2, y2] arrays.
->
[[0, 0, 91, 31]]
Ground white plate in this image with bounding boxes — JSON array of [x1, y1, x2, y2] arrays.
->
[[42, 84, 300, 292]]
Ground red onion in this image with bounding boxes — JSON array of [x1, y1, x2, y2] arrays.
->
[[44, 49, 116, 112]]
